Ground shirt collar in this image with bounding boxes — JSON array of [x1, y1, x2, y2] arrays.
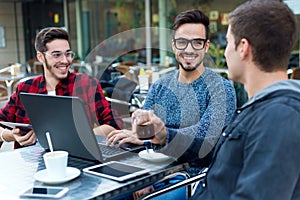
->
[[38, 72, 73, 93]]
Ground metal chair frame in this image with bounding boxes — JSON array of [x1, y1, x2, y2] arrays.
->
[[139, 171, 206, 200]]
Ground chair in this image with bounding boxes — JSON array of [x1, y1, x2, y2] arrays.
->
[[100, 75, 137, 117], [139, 171, 207, 200], [33, 61, 43, 74], [0, 84, 8, 101], [71, 62, 92, 75], [0, 68, 10, 101]]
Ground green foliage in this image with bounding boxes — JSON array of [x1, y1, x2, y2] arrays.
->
[[208, 42, 226, 68]]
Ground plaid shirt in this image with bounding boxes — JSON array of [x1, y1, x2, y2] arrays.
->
[[0, 72, 122, 147]]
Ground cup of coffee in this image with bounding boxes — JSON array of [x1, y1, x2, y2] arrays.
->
[[136, 123, 155, 140], [43, 151, 68, 179]]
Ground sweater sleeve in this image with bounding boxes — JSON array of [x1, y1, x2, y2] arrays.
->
[[161, 79, 236, 163]]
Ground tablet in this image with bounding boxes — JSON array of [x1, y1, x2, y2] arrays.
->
[[83, 161, 150, 182], [0, 122, 32, 133]]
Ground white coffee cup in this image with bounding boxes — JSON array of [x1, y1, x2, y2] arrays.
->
[[43, 151, 68, 179]]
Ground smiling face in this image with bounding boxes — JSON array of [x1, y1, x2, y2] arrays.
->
[[37, 39, 73, 81], [172, 23, 209, 72]]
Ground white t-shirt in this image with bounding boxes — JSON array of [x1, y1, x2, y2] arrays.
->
[[47, 91, 56, 96]]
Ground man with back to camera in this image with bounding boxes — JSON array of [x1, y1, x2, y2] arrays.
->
[[0, 27, 122, 149], [131, 0, 300, 199]]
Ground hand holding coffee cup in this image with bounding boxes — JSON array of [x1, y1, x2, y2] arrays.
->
[[136, 123, 155, 140], [132, 109, 168, 146], [133, 110, 155, 140]]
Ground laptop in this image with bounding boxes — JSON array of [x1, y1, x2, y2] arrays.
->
[[19, 92, 143, 163]]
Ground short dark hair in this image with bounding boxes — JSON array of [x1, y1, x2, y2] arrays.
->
[[172, 9, 210, 39], [35, 27, 70, 53], [228, 0, 297, 72]]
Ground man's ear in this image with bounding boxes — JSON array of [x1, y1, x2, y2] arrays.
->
[[36, 51, 44, 63], [239, 38, 250, 59], [171, 39, 176, 52]]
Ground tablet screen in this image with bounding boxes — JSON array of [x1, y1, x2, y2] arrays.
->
[[90, 162, 144, 177], [83, 161, 150, 181]]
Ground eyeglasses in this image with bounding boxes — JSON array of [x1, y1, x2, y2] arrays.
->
[[43, 51, 76, 61], [173, 38, 207, 50]]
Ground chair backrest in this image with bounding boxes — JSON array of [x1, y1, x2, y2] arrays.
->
[[0, 84, 8, 101], [71, 63, 92, 75], [33, 61, 43, 74]]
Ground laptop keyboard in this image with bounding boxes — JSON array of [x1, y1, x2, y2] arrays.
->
[[96, 135, 144, 159], [99, 144, 127, 157]]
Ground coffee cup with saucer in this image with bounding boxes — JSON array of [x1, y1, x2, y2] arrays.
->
[[34, 150, 80, 184]]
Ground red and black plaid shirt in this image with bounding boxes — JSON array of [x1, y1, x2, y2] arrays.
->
[[0, 72, 122, 147]]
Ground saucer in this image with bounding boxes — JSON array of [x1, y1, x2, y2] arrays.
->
[[138, 149, 171, 162], [34, 167, 81, 184]]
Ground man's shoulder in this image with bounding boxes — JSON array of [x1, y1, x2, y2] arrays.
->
[[21, 75, 43, 85], [204, 68, 233, 87], [15, 75, 43, 92], [154, 71, 177, 84]]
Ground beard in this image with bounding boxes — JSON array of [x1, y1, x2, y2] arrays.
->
[[44, 58, 70, 80], [178, 53, 204, 72], [179, 61, 201, 72]]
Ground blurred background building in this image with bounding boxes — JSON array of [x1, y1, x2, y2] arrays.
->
[[0, 0, 299, 109], [0, 0, 298, 69]]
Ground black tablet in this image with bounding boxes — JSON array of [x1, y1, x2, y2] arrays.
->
[[0, 121, 33, 134], [83, 161, 150, 182]]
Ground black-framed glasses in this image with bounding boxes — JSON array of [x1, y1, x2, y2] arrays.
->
[[43, 51, 76, 61], [173, 38, 207, 50]]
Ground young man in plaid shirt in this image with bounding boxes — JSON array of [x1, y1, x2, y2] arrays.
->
[[0, 27, 122, 148]]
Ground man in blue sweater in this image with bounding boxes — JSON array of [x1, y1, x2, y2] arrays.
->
[[107, 9, 236, 175]]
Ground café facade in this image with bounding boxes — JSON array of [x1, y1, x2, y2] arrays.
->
[[0, 0, 298, 69]]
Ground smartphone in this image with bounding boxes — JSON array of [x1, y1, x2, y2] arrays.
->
[[19, 186, 69, 198], [0, 121, 32, 135], [83, 161, 150, 182]]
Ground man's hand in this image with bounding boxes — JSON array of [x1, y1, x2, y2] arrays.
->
[[106, 129, 144, 147], [132, 109, 167, 146], [93, 124, 116, 137], [12, 128, 36, 146]]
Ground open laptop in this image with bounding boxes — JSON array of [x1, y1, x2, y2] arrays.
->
[[19, 92, 143, 163]]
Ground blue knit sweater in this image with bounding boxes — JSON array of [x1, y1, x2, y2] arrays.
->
[[143, 68, 236, 168]]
